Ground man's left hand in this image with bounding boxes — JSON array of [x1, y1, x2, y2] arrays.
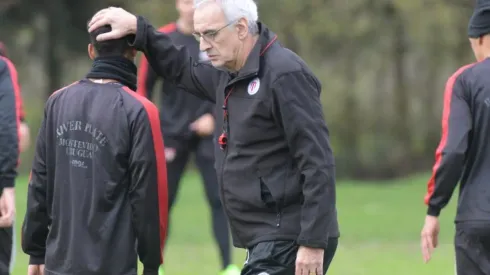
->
[[295, 246, 324, 275], [0, 188, 15, 228], [190, 113, 214, 137], [88, 7, 137, 41], [421, 215, 440, 263]]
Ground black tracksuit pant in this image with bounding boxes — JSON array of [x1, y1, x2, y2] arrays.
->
[[164, 135, 232, 269], [241, 238, 338, 275], [455, 222, 490, 275], [0, 227, 13, 275]]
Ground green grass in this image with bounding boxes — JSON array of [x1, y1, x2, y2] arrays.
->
[[12, 172, 457, 274]]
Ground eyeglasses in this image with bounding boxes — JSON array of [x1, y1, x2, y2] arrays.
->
[[192, 20, 237, 42]]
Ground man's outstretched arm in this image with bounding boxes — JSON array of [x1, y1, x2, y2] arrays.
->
[[89, 7, 222, 103]]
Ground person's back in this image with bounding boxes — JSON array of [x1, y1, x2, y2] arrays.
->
[[421, 4, 490, 274], [448, 60, 490, 221], [21, 24, 168, 275]]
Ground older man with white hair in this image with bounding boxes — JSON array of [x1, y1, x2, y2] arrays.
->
[[89, 1, 339, 274]]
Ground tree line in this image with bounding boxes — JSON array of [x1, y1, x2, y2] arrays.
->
[[0, 0, 476, 180]]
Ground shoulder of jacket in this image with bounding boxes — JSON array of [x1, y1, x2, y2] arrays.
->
[[449, 62, 474, 79], [48, 81, 80, 102], [265, 47, 308, 76], [119, 86, 158, 113]]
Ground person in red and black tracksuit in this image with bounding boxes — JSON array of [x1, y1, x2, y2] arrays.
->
[[137, 1, 236, 274], [421, 2, 490, 274], [0, 43, 30, 154], [0, 43, 24, 275], [21, 24, 168, 275]]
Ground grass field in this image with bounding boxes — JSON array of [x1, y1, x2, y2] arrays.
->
[[11, 172, 457, 275]]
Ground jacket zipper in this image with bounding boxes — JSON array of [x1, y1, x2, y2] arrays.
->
[[219, 87, 241, 245]]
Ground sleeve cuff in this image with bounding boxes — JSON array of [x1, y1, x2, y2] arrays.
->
[[130, 16, 148, 51], [29, 256, 45, 265], [427, 206, 441, 217], [297, 238, 328, 250], [142, 268, 158, 275], [1, 178, 14, 188]]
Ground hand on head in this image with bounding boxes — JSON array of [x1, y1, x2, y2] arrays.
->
[[88, 7, 137, 41]]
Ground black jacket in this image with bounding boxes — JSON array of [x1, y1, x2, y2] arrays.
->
[[137, 22, 214, 139], [133, 16, 339, 249], [425, 59, 490, 222], [21, 80, 168, 275], [0, 56, 20, 192]]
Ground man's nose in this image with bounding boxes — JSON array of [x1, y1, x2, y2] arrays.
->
[[199, 38, 211, 52]]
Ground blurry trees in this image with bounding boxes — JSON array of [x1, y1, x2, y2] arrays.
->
[[0, 0, 476, 179]]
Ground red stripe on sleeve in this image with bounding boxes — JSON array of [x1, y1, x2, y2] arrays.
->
[[122, 86, 168, 263], [136, 22, 176, 98], [50, 81, 79, 97], [157, 23, 177, 35], [424, 64, 475, 205], [1, 56, 23, 161], [136, 56, 149, 97]]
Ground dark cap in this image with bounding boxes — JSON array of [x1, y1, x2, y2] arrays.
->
[[468, 1, 490, 38]]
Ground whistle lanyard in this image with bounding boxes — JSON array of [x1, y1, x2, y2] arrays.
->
[[217, 35, 278, 150], [218, 87, 234, 150]]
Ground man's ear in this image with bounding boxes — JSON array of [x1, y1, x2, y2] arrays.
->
[[236, 18, 249, 40], [88, 44, 96, 60]]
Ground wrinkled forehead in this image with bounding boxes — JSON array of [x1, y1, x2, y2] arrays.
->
[[193, 1, 228, 33]]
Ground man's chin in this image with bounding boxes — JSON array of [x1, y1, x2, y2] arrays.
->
[[210, 60, 224, 68]]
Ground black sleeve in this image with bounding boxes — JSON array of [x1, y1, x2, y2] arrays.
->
[[194, 100, 216, 119], [0, 59, 19, 189], [21, 110, 48, 265], [425, 73, 471, 217], [272, 71, 336, 249], [136, 54, 159, 100], [128, 102, 168, 274], [131, 16, 222, 103]]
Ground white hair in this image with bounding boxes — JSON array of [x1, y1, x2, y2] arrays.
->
[[194, 0, 259, 34]]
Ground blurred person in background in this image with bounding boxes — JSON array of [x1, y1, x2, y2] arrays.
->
[[137, 1, 237, 274], [0, 41, 26, 275], [21, 23, 168, 275], [421, 1, 490, 274], [0, 42, 30, 153], [89, 0, 339, 273]]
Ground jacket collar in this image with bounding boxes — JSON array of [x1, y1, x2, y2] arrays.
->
[[229, 22, 278, 83]]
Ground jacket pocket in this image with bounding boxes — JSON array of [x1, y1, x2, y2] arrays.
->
[[258, 161, 302, 209], [259, 177, 283, 228], [257, 166, 286, 209], [259, 177, 282, 211]]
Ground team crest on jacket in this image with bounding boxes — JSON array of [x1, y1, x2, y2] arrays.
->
[[248, 78, 260, 95]]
